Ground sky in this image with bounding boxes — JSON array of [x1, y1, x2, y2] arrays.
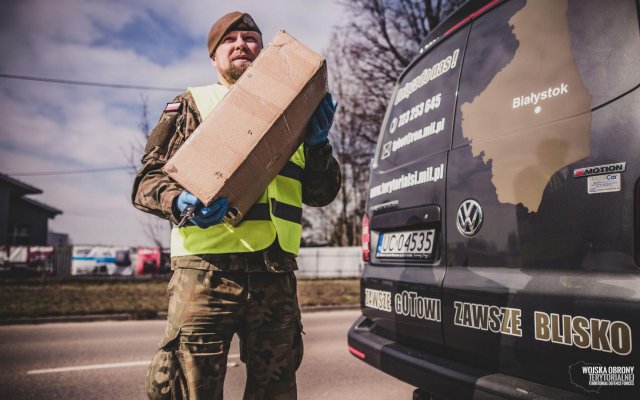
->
[[0, 0, 346, 247]]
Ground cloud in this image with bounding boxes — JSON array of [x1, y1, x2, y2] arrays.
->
[[0, 0, 345, 247]]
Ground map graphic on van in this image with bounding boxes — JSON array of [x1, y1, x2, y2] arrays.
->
[[460, 0, 592, 212]]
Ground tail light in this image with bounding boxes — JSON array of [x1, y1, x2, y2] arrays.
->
[[348, 345, 366, 359], [362, 213, 370, 262]]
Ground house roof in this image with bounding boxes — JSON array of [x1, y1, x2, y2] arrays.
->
[[0, 172, 62, 217], [20, 197, 63, 217], [0, 172, 42, 195]]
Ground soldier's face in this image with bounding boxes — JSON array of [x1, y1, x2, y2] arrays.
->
[[212, 31, 263, 85]]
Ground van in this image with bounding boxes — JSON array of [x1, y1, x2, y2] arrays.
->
[[347, 0, 640, 398]]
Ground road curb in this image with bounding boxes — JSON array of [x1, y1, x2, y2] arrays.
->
[[0, 312, 168, 326], [0, 306, 360, 325]]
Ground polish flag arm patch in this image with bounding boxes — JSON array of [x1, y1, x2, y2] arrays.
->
[[164, 102, 182, 112]]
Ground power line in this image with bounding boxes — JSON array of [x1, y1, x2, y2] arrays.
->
[[8, 165, 134, 177], [0, 73, 182, 92]]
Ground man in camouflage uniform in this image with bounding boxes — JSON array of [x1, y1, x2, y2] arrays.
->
[[132, 11, 341, 400]]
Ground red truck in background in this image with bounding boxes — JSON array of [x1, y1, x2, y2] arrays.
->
[[134, 247, 162, 276]]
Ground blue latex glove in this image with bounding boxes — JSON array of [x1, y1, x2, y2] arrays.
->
[[307, 93, 338, 145], [176, 190, 228, 228]]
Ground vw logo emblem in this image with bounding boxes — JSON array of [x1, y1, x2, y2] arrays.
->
[[456, 199, 483, 237]]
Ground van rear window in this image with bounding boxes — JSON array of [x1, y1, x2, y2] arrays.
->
[[373, 27, 468, 170]]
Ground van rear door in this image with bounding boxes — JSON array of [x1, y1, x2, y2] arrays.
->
[[361, 25, 469, 354], [444, 0, 640, 396]]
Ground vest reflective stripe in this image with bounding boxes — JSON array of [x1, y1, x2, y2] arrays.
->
[[271, 199, 303, 223], [267, 154, 304, 254], [170, 84, 305, 257], [243, 203, 270, 221], [278, 161, 304, 182]]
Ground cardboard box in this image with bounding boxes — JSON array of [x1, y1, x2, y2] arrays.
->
[[163, 30, 328, 221]]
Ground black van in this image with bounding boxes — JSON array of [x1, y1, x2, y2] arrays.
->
[[348, 0, 640, 398]]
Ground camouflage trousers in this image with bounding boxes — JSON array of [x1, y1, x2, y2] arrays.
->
[[146, 268, 303, 400]]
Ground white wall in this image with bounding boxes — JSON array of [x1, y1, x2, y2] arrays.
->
[[296, 246, 362, 279]]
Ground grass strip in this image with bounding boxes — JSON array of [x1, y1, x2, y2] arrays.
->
[[0, 278, 360, 319]]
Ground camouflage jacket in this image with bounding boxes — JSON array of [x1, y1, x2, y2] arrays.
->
[[131, 90, 341, 269]]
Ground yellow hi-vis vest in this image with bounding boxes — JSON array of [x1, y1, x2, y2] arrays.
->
[[170, 84, 305, 256]]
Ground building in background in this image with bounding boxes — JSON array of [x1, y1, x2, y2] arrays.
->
[[0, 172, 63, 245], [47, 231, 69, 246]]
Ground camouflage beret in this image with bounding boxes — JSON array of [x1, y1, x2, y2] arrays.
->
[[207, 12, 262, 57]]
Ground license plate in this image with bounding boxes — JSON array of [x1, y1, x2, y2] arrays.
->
[[377, 229, 436, 259]]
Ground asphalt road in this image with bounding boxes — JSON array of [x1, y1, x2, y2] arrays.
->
[[0, 310, 414, 400]]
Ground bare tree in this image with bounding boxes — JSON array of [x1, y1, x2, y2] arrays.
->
[[124, 94, 151, 172], [315, 0, 465, 246], [126, 94, 171, 249]]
